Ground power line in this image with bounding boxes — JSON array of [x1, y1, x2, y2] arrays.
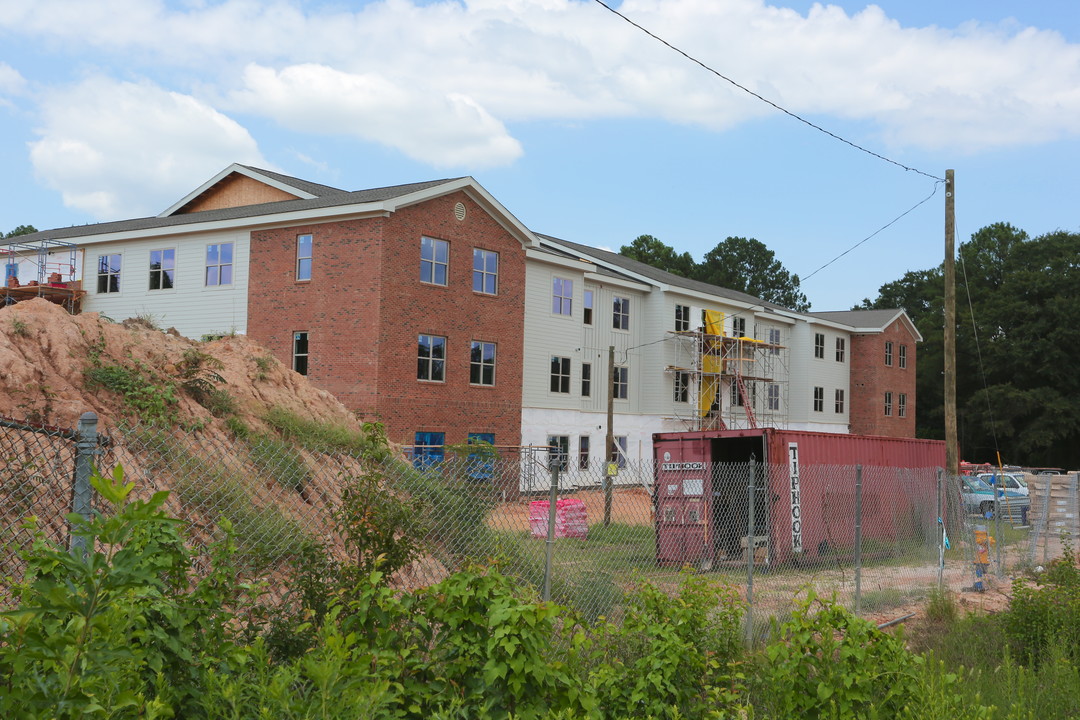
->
[[800, 182, 943, 283], [590, 0, 945, 183]]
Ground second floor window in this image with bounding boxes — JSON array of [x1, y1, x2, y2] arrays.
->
[[768, 327, 782, 355], [149, 249, 174, 290], [899, 344, 908, 369], [296, 234, 313, 281], [417, 334, 446, 382], [206, 242, 233, 286], [613, 365, 628, 400], [898, 393, 907, 417], [552, 277, 573, 315], [835, 389, 845, 413], [472, 249, 498, 294], [885, 391, 893, 416], [885, 341, 894, 366], [835, 338, 845, 362], [470, 341, 496, 385], [675, 304, 690, 332], [813, 386, 824, 412], [673, 372, 690, 402], [420, 237, 448, 285], [814, 333, 825, 359], [97, 254, 122, 293], [550, 356, 571, 393], [613, 296, 629, 330], [583, 289, 594, 325], [732, 316, 746, 338], [767, 383, 780, 410]]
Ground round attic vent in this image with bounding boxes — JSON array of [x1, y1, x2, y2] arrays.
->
[[454, 202, 467, 221]]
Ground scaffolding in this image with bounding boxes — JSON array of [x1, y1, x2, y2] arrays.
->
[[2, 237, 84, 313], [665, 310, 789, 431]]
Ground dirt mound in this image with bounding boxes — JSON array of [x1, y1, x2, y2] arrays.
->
[[0, 298, 359, 432]]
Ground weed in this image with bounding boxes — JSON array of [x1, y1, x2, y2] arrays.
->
[[247, 433, 311, 493], [10, 316, 30, 338], [263, 407, 385, 458], [85, 362, 178, 423], [925, 587, 958, 624], [225, 416, 249, 438], [254, 354, 274, 381]]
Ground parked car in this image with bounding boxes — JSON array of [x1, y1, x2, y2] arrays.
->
[[977, 472, 1029, 497], [960, 476, 1030, 520]]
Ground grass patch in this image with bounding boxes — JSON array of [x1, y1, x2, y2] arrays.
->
[[247, 433, 311, 493], [263, 407, 380, 456]]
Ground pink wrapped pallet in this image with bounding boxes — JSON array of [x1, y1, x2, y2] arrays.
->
[[529, 498, 588, 539]]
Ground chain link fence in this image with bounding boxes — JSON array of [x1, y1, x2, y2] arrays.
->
[[2, 411, 1075, 639]]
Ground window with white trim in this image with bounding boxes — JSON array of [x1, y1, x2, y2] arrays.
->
[[581, 362, 591, 397], [293, 332, 309, 375], [613, 365, 628, 400], [814, 333, 825, 359], [97, 254, 122, 293], [898, 393, 907, 417], [205, 243, 233, 286], [548, 435, 569, 470], [552, 277, 573, 315], [834, 389, 844, 413], [149, 249, 174, 290], [885, 391, 893, 416], [550, 356, 571, 393], [472, 249, 498, 294], [885, 341, 894, 366], [674, 372, 690, 403], [296, 234, 313, 281], [579, 436, 590, 470], [768, 327, 782, 355], [767, 383, 780, 410], [612, 296, 629, 330], [417, 334, 446, 382], [813, 386, 824, 412], [732, 316, 746, 338], [470, 340, 495, 386], [899, 344, 907, 369], [675, 304, 691, 332], [583, 289, 594, 325], [835, 338, 845, 362], [420, 237, 449, 285]]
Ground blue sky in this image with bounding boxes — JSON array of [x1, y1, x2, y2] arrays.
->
[[1, 0, 1077, 311]]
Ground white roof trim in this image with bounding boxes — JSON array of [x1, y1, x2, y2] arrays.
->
[[157, 164, 318, 218]]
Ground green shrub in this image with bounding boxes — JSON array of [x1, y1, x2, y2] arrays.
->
[[1004, 545, 1080, 665], [85, 363, 178, 423], [247, 433, 311, 493], [263, 406, 385, 457]]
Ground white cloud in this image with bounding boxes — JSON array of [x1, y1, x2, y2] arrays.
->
[[29, 76, 266, 219], [231, 63, 523, 168], [0, 62, 27, 107]]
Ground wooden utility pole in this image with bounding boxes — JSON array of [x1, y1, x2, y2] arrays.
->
[[943, 169, 959, 477], [605, 345, 615, 527]]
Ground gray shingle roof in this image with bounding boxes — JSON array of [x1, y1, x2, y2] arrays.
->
[[808, 309, 905, 329], [235, 165, 349, 197], [17, 178, 464, 242]]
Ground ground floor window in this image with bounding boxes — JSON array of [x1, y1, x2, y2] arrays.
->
[[413, 431, 445, 468]]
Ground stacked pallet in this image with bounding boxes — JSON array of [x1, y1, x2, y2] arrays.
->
[[1027, 473, 1079, 538], [529, 498, 588, 539]]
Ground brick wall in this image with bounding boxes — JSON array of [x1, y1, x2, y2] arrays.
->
[[848, 318, 918, 437], [247, 190, 525, 449]]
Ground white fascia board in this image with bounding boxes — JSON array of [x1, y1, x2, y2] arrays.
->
[[753, 309, 798, 326], [525, 248, 597, 271], [62, 205, 394, 247], [805, 316, 861, 333], [582, 270, 651, 292], [157, 164, 317, 218], [386, 176, 541, 250], [844, 312, 923, 342]]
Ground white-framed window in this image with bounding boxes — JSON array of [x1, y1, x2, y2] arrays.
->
[[835, 389, 845, 413], [835, 338, 845, 362], [472, 249, 498, 294], [898, 393, 907, 417], [884, 391, 893, 416], [613, 296, 630, 330], [768, 327, 782, 355], [296, 234, 313, 281], [732, 316, 746, 338], [579, 436, 590, 470], [581, 362, 592, 397], [674, 371, 690, 403], [470, 340, 496, 386], [614, 436, 628, 468], [675, 304, 691, 332], [899, 344, 907, 369], [205, 243, 234, 286], [814, 333, 825, 359], [293, 332, 309, 375], [613, 365, 628, 400], [813, 386, 824, 412], [583, 289, 594, 325], [552, 277, 573, 315], [730, 380, 743, 407], [420, 236, 449, 286], [148, 249, 175, 290], [417, 334, 446, 382], [885, 341, 894, 366], [548, 435, 569, 471], [97, 254, 122, 293], [550, 356, 571, 393], [767, 383, 780, 410]]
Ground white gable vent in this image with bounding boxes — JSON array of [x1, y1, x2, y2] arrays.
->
[[454, 202, 467, 221]]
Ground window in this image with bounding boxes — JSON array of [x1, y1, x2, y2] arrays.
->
[[548, 435, 569, 471], [205, 243, 233, 286], [296, 234, 313, 281], [885, 341, 894, 366], [613, 365, 628, 400], [899, 344, 908, 369], [814, 333, 825, 359], [884, 391, 893, 416], [768, 327, 782, 355], [293, 332, 309, 375], [579, 436, 590, 470], [612, 296, 629, 330], [417, 334, 446, 382], [614, 436, 628, 468], [767, 383, 780, 410], [420, 237, 448, 285], [675, 304, 691, 332], [813, 386, 824, 412], [466, 433, 496, 480], [552, 277, 573, 315], [581, 363, 592, 397], [674, 372, 689, 403], [835, 338, 845, 362], [898, 393, 907, 417], [472, 249, 498, 294], [550, 356, 571, 393], [583, 289, 594, 325], [149, 249, 174, 290], [97, 254, 121, 293], [834, 389, 845, 413], [413, 431, 445, 468], [470, 340, 496, 386], [732, 316, 746, 338], [730, 381, 743, 407]]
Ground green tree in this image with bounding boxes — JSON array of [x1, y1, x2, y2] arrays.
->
[[619, 234, 695, 278], [3, 224, 38, 238], [692, 236, 810, 311]]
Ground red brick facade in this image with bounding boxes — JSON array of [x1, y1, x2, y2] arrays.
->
[[847, 318, 918, 437], [247, 190, 525, 448]]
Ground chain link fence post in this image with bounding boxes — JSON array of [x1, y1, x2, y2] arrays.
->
[[745, 456, 756, 649], [69, 411, 98, 557], [853, 464, 863, 616], [542, 463, 560, 602]]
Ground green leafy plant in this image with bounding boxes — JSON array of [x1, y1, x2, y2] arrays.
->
[[85, 362, 179, 423], [10, 315, 30, 338], [1004, 545, 1080, 665], [247, 433, 311, 493]]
